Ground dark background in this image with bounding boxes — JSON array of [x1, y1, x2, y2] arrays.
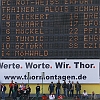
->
[[1, 0, 100, 59]]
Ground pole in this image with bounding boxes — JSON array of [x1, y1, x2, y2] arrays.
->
[[42, 77, 43, 94], [41, 72, 45, 95], [28, 72, 30, 85]]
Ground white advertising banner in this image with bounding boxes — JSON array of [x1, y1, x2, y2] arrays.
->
[[0, 59, 99, 83]]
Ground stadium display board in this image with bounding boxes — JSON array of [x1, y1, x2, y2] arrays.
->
[[1, 0, 100, 59], [0, 59, 100, 83]]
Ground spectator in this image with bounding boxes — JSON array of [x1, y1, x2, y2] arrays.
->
[[71, 81, 74, 97], [14, 82, 18, 99], [49, 92, 55, 100], [81, 90, 88, 100], [75, 81, 81, 96], [48, 82, 55, 95], [17, 88, 21, 100], [56, 80, 61, 98], [27, 85, 31, 100], [90, 91, 97, 100], [67, 81, 72, 97], [23, 85, 27, 96], [62, 80, 67, 97], [42, 94, 48, 100], [36, 84, 40, 100], [8, 80, 14, 97], [73, 96, 80, 100], [58, 95, 64, 100], [12, 84, 16, 100], [1, 84, 6, 100], [19, 83, 26, 97], [19, 83, 25, 90]]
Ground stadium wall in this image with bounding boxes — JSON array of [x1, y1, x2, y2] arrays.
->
[[0, 59, 100, 95], [4, 84, 100, 94]]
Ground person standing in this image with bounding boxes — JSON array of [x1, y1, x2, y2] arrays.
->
[[14, 82, 18, 99], [12, 84, 16, 100], [56, 80, 61, 98], [16, 88, 21, 100], [71, 81, 74, 97], [8, 80, 14, 97], [48, 82, 55, 95], [67, 81, 72, 97], [36, 84, 40, 100], [75, 81, 81, 96], [1, 84, 6, 100], [27, 85, 31, 100], [62, 80, 67, 98]]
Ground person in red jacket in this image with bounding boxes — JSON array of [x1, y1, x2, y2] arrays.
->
[[58, 95, 64, 100], [8, 80, 14, 97], [42, 94, 48, 100]]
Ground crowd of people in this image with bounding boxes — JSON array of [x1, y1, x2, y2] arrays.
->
[[0, 80, 31, 100], [47, 80, 81, 99], [41, 80, 97, 100], [0, 80, 97, 100]]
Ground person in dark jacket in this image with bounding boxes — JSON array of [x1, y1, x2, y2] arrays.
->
[[14, 82, 18, 99], [48, 82, 55, 95], [62, 80, 67, 97], [1, 84, 6, 100], [36, 84, 40, 100], [71, 81, 74, 97], [75, 81, 81, 96], [27, 85, 31, 99], [67, 81, 72, 97], [56, 80, 61, 98], [17, 88, 21, 100]]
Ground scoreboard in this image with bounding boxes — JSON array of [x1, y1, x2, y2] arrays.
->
[[1, 0, 100, 59]]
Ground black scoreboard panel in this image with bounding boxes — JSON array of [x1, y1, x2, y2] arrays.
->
[[1, 0, 100, 59]]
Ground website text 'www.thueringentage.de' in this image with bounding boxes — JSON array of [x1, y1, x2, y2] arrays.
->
[[4, 74, 87, 80]]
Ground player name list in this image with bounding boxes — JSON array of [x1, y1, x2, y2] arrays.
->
[[1, 0, 100, 58]]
